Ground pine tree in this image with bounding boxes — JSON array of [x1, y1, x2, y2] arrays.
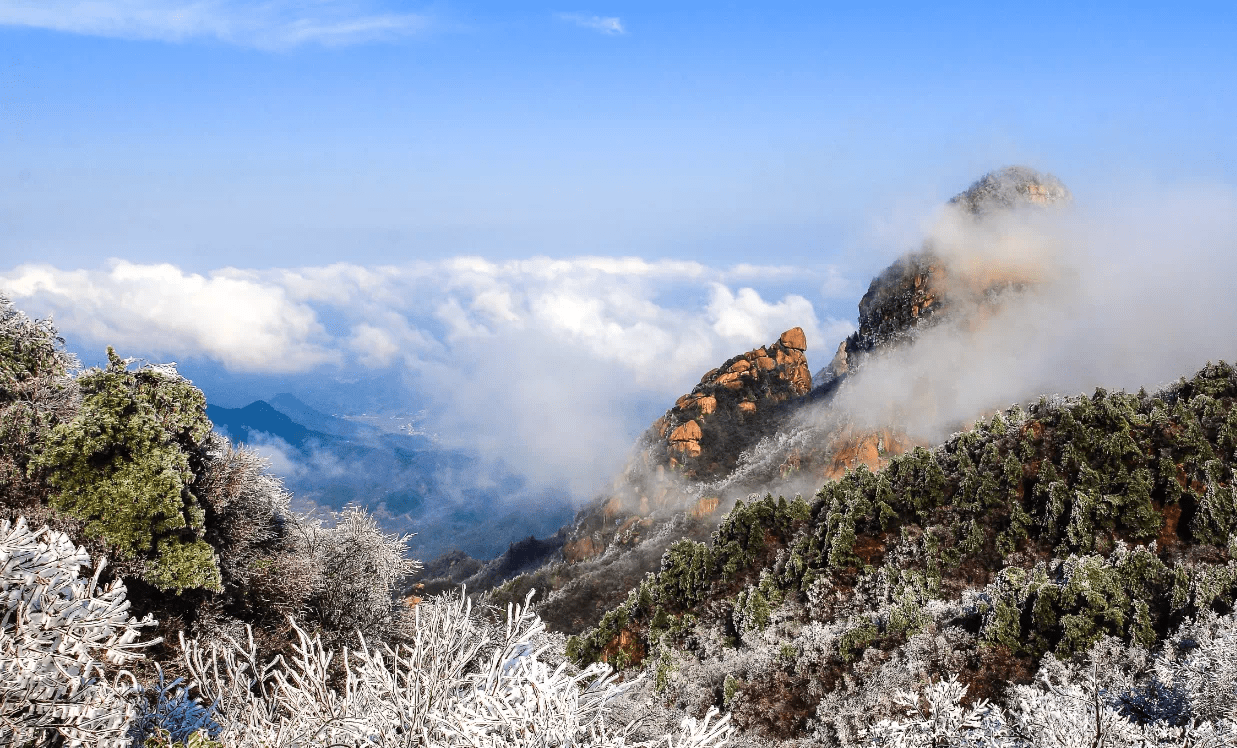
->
[[33, 348, 221, 593]]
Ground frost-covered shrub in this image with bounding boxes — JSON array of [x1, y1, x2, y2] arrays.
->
[[812, 620, 980, 748], [193, 437, 318, 639], [293, 505, 422, 647], [0, 517, 155, 748], [1148, 610, 1237, 724], [1004, 660, 1149, 748], [180, 589, 734, 747], [0, 295, 78, 518], [866, 675, 1007, 748], [126, 667, 220, 747], [871, 614, 1237, 748]]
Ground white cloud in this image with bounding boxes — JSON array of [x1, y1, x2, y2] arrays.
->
[[556, 13, 624, 35], [1, 260, 338, 371], [820, 265, 860, 299], [0, 0, 429, 49], [828, 184, 1237, 444], [1, 255, 854, 497], [1, 257, 853, 381], [347, 324, 400, 368], [707, 285, 833, 351], [242, 431, 303, 479]]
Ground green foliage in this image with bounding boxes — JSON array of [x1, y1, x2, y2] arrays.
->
[[0, 296, 74, 390], [979, 544, 1172, 657], [711, 494, 809, 583], [653, 651, 678, 693], [1173, 561, 1237, 613], [885, 585, 932, 640], [734, 573, 783, 632], [144, 728, 225, 748], [839, 618, 880, 662], [0, 298, 78, 511], [33, 348, 220, 593], [574, 360, 1237, 686], [658, 539, 713, 607], [566, 576, 647, 665]]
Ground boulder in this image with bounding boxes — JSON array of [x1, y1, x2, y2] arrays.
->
[[669, 420, 702, 442], [779, 327, 807, 351]]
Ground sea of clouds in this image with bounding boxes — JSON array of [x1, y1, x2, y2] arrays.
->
[[0, 257, 856, 500]]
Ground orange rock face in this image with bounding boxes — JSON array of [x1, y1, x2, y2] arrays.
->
[[690, 496, 721, 519], [790, 362, 812, 395], [672, 440, 703, 457], [564, 536, 602, 563], [669, 420, 702, 442], [602, 496, 625, 519], [779, 327, 807, 351], [820, 428, 915, 481], [643, 327, 815, 480]]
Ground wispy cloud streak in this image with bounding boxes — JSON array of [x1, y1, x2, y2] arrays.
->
[[0, 0, 430, 49], [556, 12, 624, 35]]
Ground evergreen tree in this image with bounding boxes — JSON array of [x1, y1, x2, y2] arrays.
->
[[34, 347, 221, 593]]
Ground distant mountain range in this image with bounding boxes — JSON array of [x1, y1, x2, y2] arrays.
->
[[205, 394, 574, 560]]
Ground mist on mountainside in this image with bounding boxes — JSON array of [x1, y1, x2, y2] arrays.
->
[[204, 396, 574, 559], [488, 168, 1237, 640], [825, 182, 1237, 444], [603, 174, 1237, 518]]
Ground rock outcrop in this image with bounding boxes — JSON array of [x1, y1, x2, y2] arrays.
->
[[815, 165, 1071, 388], [947, 165, 1070, 215], [647, 327, 812, 481]]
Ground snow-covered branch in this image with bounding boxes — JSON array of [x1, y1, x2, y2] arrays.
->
[[0, 518, 155, 748]]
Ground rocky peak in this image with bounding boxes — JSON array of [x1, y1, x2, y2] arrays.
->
[[646, 327, 811, 481], [948, 165, 1071, 215], [816, 166, 1070, 387], [487, 166, 1077, 634]]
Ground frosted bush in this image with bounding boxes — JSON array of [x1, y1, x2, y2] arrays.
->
[[867, 674, 1010, 748], [126, 666, 220, 746], [1004, 661, 1147, 748], [0, 517, 155, 748], [1152, 610, 1237, 724], [180, 589, 734, 747], [293, 504, 423, 646], [869, 614, 1237, 748]]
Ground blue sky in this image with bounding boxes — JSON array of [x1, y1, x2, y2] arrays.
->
[[3, 1, 1236, 501], [3, 1, 1234, 276]]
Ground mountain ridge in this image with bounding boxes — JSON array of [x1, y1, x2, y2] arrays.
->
[[471, 165, 1077, 637], [563, 362, 1237, 742]]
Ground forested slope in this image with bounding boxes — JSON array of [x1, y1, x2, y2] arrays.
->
[[567, 363, 1237, 742]]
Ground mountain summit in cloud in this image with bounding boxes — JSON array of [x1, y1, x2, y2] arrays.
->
[[948, 165, 1072, 215]]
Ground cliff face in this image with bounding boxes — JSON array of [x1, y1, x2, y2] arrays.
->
[[649, 327, 812, 481], [551, 328, 815, 569]]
